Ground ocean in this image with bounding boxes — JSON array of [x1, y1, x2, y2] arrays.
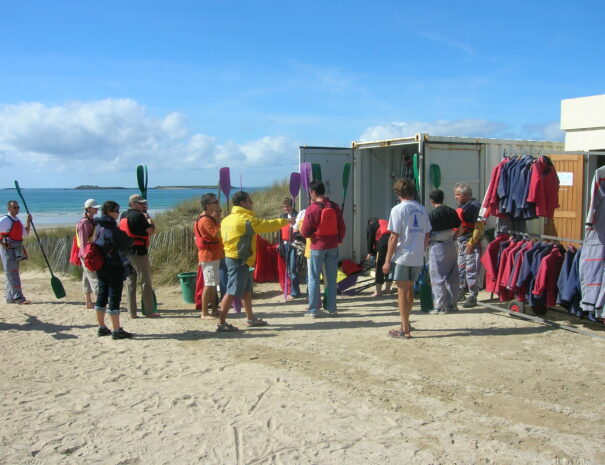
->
[[0, 187, 247, 227]]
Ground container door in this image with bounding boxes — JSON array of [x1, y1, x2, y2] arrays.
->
[[300, 146, 354, 260], [543, 154, 584, 242], [423, 143, 482, 209]]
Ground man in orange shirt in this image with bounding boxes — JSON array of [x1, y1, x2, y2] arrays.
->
[[194, 193, 224, 319]]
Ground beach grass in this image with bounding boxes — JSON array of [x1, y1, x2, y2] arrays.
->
[[10, 179, 291, 286]]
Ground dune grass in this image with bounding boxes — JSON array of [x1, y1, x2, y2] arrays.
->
[[12, 179, 291, 286]]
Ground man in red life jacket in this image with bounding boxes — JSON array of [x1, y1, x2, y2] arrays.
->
[[194, 193, 224, 319], [301, 180, 346, 318], [279, 196, 300, 299], [454, 183, 484, 308], [120, 194, 158, 318], [0, 200, 32, 304]]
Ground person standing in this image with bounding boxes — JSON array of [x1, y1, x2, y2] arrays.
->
[[279, 196, 301, 299], [427, 189, 461, 314], [194, 193, 224, 319], [301, 180, 346, 318], [454, 183, 483, 308], [382, 179, 431, 338], [0, 200, 31, 304], [120, 194, 158, 318], [216, 191, 292, 331], [366, 217, 392, 297], [77, 199, 101, 309], [94, 201, 134, 339]]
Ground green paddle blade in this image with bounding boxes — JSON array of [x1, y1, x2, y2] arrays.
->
[[412, 153, 420, 192], [137, 165, 146, 198], [312, 163, 322, 182], [430, 164, 441, 189], [341, 162, 351, 209], [51, 274, 66, 299]]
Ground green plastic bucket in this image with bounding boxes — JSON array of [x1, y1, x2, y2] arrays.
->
[[177, 272, 197, 304]]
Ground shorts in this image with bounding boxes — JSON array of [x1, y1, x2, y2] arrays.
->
[[225, 257, 253, 298], [200, 259, 220, 287], [390, 263, 421, 283], [82, 266, 99, 294]]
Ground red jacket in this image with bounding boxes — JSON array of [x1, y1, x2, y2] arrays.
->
[[532, 246, 564, 308], [481, 235, 510, 294], [527, 157, 560, 218]]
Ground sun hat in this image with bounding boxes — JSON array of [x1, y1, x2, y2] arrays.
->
[[84, 199, 101, 209], [129, 194, 148, 204]]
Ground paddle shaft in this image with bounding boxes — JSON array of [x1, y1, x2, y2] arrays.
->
[[14, 182, 56, 276]]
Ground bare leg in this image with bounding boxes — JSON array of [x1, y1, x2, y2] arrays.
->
[[242, 291, 253, 321], [219, 294, 234, 324], [201, 286, 217, 318], [396, 280, 414, 334], [95, 310, 106, 327], [85, 292, 94, 309], [109, 314, 120, 331]]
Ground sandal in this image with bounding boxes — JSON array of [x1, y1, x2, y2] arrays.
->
[[216, 323, 239, 332], [17, 299, 31, 305], [388, 328, 412, 339], [246, 318, 268, 327]]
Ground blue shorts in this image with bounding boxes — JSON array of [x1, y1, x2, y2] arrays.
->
[[225, 257, 253, 297], [390, 263, 421, 282]]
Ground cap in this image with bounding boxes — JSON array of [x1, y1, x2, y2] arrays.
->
[[129, 194, 148, 204], [84, 199, 101, 209]]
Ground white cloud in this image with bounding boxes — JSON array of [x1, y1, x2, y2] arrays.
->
[[359, 119, 509, 141], [0, 99, 299, 182], [522, 121, 564, 142]]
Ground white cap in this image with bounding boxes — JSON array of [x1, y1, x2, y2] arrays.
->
[[84, 199, 101, 209]]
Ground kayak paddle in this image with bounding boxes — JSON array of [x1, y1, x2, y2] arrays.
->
[[14, 180, 66, 299], [413, 153, 420, 195], [341, 162, 351, 210], [300, 162, 312, 203], [219, 167, 231, 213], [430, 163, 441, 189], [289, 172, 301, 206]]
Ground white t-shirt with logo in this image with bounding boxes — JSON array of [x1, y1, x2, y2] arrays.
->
[[387, 199, 431, 266]]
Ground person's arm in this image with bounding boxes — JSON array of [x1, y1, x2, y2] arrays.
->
[[300, 206, 317, 238], [143, 213, 155, 235], [76, 220, 89, 255], [424, 233, 430, 250], [251, 217, 289, 234], [466, 221, 485, 252], [382, 233, 398, 275], [24, 215, 32, 235]]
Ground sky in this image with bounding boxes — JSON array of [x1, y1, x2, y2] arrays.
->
[[1, 0, 604, 188]]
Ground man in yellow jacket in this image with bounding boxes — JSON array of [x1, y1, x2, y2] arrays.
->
[[217, 191, 294, 332]]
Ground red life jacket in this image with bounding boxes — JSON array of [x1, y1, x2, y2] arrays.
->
[[119, 217, 150, 247], [375, 219, 389, 241], [455, 207, 476, 233], [194, 215, 222, 251], [314, 200, 339, 237], [0, 216, 24, 242], [280, 224, 292, 241]]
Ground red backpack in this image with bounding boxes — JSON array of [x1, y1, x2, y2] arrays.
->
[[315, 201, 339, 237], [83, 242, 105, 271]]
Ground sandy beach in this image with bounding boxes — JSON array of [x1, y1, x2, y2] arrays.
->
[[1, 271, 604, 465]]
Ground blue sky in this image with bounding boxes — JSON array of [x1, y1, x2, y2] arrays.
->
[[1, 0, 603, 188]]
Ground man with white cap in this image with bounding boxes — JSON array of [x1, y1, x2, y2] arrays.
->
[[76, 199, 100, 309], [119, 194, 158, 318]]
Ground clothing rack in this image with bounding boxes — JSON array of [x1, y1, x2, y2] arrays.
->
[[501, 230, 584, 245], [482, 230, 604, 340]]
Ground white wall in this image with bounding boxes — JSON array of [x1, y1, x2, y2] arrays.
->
[[561, 94, 605, 151]]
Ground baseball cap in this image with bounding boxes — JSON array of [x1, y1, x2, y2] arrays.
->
[[84, 199, 101, 209], [129, 194, 148, 204]]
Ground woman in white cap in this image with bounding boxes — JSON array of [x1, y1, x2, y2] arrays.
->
[[76, 199, 101, 309]]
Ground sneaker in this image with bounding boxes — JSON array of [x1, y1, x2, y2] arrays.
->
[[97, 326, 112, 337], [428, 308, 447, 315], [327, 311, 338, 317], [246, 318, 268, 327], [304, 311, 318, 319], [112, 328, 133, 340], [448, 305, 459, 312], [462, 296, 477, 308], [458, 293, 468, 303]]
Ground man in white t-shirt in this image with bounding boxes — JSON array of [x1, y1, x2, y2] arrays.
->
[[383, 178, 431, 339]]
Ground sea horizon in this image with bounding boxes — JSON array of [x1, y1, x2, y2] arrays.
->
[[0, 186, 264, 227]]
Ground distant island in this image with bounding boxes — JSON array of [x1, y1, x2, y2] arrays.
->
[[75, 185, 221, 190]]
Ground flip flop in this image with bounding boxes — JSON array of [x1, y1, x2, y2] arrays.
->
[[17, 300, 31, 305]]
